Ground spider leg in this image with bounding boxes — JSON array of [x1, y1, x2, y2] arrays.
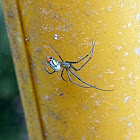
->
[[66, 70, 92, 88], [68, 41, 95, 71], [44, 67, 55, 74], [67, 40, 95, 64], [61, 68, 67, 82], [70, 56, 92, 71], [34, 56, 58, 74], [50, 43, 64, 62], [44, 64, 55, 74], [44, 69, 55, 74], [69, 69, 114, 91]]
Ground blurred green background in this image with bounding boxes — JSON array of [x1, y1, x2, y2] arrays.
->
[[0, 1, 28, 140]]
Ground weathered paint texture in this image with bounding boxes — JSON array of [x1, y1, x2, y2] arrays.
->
[[2, 0, 140, 140]]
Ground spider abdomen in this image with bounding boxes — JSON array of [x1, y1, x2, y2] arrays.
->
[[50, 59, 61, 72]]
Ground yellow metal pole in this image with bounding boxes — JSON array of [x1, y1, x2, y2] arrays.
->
[[2, 0, 140, 140], [1, 0, 44, 140]]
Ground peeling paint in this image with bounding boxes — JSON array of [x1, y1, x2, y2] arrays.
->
[[126, 136, 129, 140], [120, 3, 124, 8], [108, 7, 111, 11], [128, 23, 131, 27], [118, 46, 122, 50], [136, 13, 140, 21], [54, 34, 58, 40], [124, 96, 132, 103], [124, 52, 129, 57], [123, 25, 127, 29], [122, 67, 126, 70], [18, 36, 21, 44], [134, 48, 140, 55], [127, 122, 132, 127], [44, 95, 50, 100], [105, 69, 115, 74], [129, 72, 132, 78], [114, 106, 117, 110]]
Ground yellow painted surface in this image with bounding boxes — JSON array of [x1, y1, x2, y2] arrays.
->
[[2, 0, 140, 140]]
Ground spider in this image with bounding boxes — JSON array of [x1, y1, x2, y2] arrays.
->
[[34, 40, 113, 91]]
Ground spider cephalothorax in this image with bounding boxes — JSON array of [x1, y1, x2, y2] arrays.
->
[[34, 40, 114, 91], [47, 57, 61, 72]]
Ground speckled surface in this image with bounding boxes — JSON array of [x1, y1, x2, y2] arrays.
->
[[2, 0, 140, 139]]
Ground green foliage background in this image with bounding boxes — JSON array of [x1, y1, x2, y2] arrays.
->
[[0, 1, 28, 140]]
